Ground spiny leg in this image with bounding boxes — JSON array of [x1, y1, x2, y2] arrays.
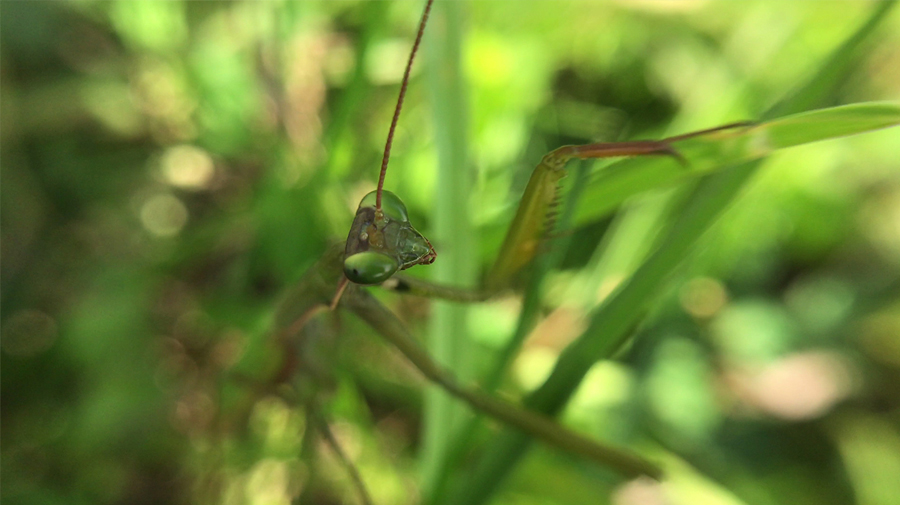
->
[[486, 137, 683, 290]]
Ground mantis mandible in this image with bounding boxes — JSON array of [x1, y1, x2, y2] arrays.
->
[[224, 1, 900, 503]]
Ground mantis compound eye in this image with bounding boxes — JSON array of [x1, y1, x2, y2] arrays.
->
[[343, 251, 400, 285]]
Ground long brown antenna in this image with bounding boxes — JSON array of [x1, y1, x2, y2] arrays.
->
[[375, 0, 434, 212]]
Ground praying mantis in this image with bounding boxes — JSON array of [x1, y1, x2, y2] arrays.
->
[[216, 1, 900, 504]]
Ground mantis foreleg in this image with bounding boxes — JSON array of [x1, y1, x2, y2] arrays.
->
[[486, 122, 755, 291]]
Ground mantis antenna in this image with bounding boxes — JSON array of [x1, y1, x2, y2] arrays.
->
[[375, 0, 434, 213]]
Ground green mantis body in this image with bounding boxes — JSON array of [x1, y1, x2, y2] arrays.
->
[[221, 1, 900, 504]]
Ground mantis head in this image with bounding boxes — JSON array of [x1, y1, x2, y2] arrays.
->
[[344, 0, 435, 285], [343, 190, 436, 285]]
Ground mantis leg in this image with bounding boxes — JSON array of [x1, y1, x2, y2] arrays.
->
[[384, 273, 492, 302], [341, 285, 662, 479], [485, 122, 754, 291], [484, 139, 676, 290]]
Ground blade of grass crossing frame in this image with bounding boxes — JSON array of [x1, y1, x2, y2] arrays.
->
[[441, 2, 898, 504], [421, 1, 476, 492]]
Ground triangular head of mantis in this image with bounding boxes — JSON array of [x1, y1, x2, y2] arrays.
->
[[343, 190, 436, 285]]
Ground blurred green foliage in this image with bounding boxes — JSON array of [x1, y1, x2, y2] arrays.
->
[[2, 2, 899, 505]]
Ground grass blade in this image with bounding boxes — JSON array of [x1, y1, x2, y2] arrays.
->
[[422, 0, 476, 492]]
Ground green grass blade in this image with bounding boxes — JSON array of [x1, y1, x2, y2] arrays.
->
[[760, 102, 900, 148], [422, 0, 476, 493]]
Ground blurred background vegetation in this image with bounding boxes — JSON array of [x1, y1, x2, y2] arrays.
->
[[2, 1, 899, 505]]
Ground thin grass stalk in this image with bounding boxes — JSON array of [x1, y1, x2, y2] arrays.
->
[[421, 1, 475, 492]]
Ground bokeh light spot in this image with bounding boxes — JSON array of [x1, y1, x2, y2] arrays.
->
[[746, 351, 856, 420], [612, 476, 667, 505], [367, 39, 411, 85], [514, 346, 557, 392], [785, 275, 854, 335], [162, 145, 215, 190], [245, 458, 291, 505], [680, 277, 728, 319], [571, 361, 634, 408], [711, 300, 795, 363], [140, 193, 188, 237], [469, 34, 514, 87], [646, 338, 720, 441]]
